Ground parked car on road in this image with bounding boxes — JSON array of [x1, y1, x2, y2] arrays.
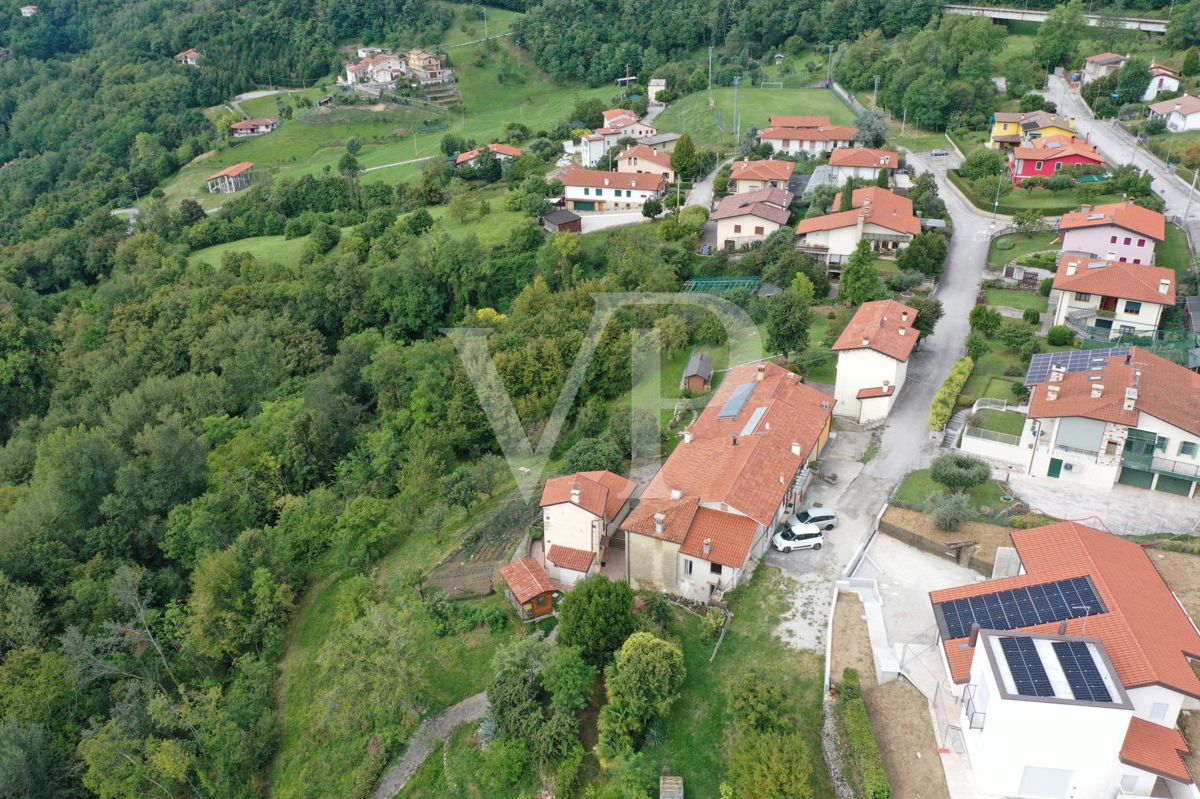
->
[[698, 244, 713, 255], [772, 525, 824, 552], [786, 507, 838, 531], [930, 149, 949, 157]]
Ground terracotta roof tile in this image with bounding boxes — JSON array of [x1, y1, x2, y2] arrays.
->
[[230, 118, 278, 130], [1059, 201, 1166, 241], [498, 558, 558, 603], [832, 299, 920, 362], [796, 186, 920, 237], [540, 470, 636, 520], [561, 168, 666, 192], [206, 161, 254, 181], [829, 148, 899, 169], [1086, 52, 1127, 64], [455, 142, 523, 164], [623, 496, 699, 544], [758, 125, 858, 142], [729, 159, 796, 183], [546, 544, 596, 573], [617, 144, 673, 169], [710, 188, 793, 225], [1011, 135, 1102, 163], [678, 507, 761, 569], [1150, 93, 1200, 117], [930, 521, 1200, 698], [1052, 259, 1176, 305], [1121, 717, 1194, 783], [856, 385, 896, 399]]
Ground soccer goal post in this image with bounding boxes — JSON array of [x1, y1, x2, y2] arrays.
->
[[760, 82, 783, 89]]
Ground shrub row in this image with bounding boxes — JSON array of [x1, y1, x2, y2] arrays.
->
[[839, 669, 891, 799], [929, 357, 975, 432]]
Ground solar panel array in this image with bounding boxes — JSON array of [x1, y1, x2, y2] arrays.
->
[[1024, 347, 1131, 386], [1052, 641, 1114, 703], [938, 577, 1102, 640], [999, 637, 1055, 698], [718, 383, 756, 420]]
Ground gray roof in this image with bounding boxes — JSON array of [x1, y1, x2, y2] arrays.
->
[[640, 133, 682, 147], [683, 351, 714, 381], [543, 209, 580, 226]]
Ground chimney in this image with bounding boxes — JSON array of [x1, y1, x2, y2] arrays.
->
[[1066, 260, 1078, 276], [683, 431, 693, 444], [1058, 620, 1069, 635], [1091, 383, 1104, 399], [862, 337, 870, 346], [901, 310, 909, 322], [1160, 279, 1171, 294], [791, 442, 801, 456], [731, 434, 738, 446], [570, 488, 581, 504], [603, 178, 610, 186], [1124, 387, 1138, 411], [898, 327, 907, 336], [1047, 385, 1060, 401], [702, 538, 713, 555], [670, 488, 682, 500], [756, 364, 767, 381], [1050, 365, 1065, 382], [654, 513, 665, 535], [968, 624, 981, 648]]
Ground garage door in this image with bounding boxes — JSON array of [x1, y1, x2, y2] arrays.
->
[[573, 201, 595, 211], [1118, 467, 1154, 489], [1155, 474, 1195, 497]]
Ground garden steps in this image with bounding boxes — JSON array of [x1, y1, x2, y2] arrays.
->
[[940, 409, 969, 449]]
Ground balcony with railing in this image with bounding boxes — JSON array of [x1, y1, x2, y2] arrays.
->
[[1121, 449, 1200, 481], [963, 684, 987, 731]]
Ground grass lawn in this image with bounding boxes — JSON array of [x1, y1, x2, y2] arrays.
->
[[803, 307, 837, 384], [895, 468, 1009, 513], [1157, 224, 1192, 281], [395, 722, 541, 799], [425, 186, 527, 246], [872, 256, 900, 275], [987, 230, 1060, 268], [654, 87, 856, 152], [975, 408, 1027, 437], [436, 2, 523, 46], [188, 225, 353, 267], [240, 88, 329, 119], [985, 287, 1048, 313], [889, 134, 949, 153], [1003, 188, 1125, 211]]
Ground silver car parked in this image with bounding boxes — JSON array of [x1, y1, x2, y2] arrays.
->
[[785, 507, 838, 531]]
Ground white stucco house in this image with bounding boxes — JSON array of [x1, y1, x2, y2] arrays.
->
[[710, 187, 793, 250], [560, 168, 665, 212], [1023, 346, 1200, 498], [619, 362, 832, 604], [615, 144, 676, 182], [795, 186, 921, 273], [727, 160, 795, 194], [1081, 52, 1127, 85], [19, 4, 38, 16], [930, 519, 1200, 799], [1144, 64, 1182, 102], [1149, 93, 1200, 132], [454, 142, 522, 168], [831, 299, 920, 423], [539, 470, 637, 585], [229, 118, 279, 137], [1058, 201, 1166, 265], [1050, 258, 1176, 340], [175, 48, 200, 67], [828, 148, 899, 186], [757, 123, 858, 156]]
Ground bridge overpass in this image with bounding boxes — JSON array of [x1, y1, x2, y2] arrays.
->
[[942, 4, 1168, 33]]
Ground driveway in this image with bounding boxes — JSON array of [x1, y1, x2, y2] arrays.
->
[[687, 156, 732, 211], [577, 211, 649, 233], [1005, 474, 1199, 536]]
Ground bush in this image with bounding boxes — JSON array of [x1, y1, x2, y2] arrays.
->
[[969, 304, 1002, 336], [930, 453, 992, 494], [839, 695, 891, 799], [555, 745, 585, 795], [702, 607, 726, 640], [994, 237, 1015, 250], [886, 270, 925, 292], [1003, 364, 1025, 377], [928, 357, 974, 431], [1012, 383, 1030, 402], [1023, 308, 1041, 325], [1039, 277, 1053, 296], [1009, 513, 1059, 529], [927, 491, 971, 532], [965, 330, 989, 360], [729, 729, 816, 799], [841, 667, 862, 700], [1047, 325, 1077, 346], [728, 671, 789, 733]]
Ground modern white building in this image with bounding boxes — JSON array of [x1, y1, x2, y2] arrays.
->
[[828, 148, 899, 186], [1024, 346, 1200, 498], [930, 520, 1200, 799], [1050, 258, 1176, 340], [1149, 93, 1200, 132], [710, 188, 793, 250], [830, 299, 919, 423], [559, 168, 665, 212], [539, 470, 636, 585]]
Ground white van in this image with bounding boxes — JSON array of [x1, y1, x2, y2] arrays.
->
[[771, 525, 825, 552]]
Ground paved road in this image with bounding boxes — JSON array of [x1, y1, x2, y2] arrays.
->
[[361, 155, 436, 174], [370, 692, 490, 799], [230, 87, 309, 115]]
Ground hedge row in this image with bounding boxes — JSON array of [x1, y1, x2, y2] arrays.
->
[[946, 170, 1083, 217], [929, 357, 974, 432], [839, 668, 891, 799]]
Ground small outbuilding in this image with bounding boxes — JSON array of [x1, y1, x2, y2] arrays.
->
[[205, 161, 255, 194], [682, 351, 714, 393], [541, 209, 582, 233], [498, 558, 559, 620]]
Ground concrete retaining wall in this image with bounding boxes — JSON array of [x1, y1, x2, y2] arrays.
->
[[878, 519, 994, 577]]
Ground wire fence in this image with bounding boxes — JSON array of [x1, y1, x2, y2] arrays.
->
[[963, 427, 1022, 447]]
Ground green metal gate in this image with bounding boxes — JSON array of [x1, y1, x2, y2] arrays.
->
[[1154, 474, 1195, 497], [1118, 467, 1154, 489]]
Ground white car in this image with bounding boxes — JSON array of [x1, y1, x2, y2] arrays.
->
[[772, 524, 824, 552], [786, 507, 838, 531]]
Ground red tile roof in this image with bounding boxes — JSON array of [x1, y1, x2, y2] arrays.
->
[[230, 118, 278, 130], [729, 159, 796, 183], [206, 161, 254, 181], [758, 126, 858, 143], [177, 48, 200, 58], [833, 299, 920, 362], [561, 168, 666, 192], [622, 495, 699, 544], [829, 148, 899, 169], [769, 115, 832, 128], [1052, 259, 1176, 305], [499, 558, 558, 603], [1059, 201, 1166, 241], [616, 144, 674, 170], [1121, 717, 1194, 783], [1150, 63, 1180, 79], [1027, 346, 1200, 437], [540, 470, 637, 520], [710, 187, 793, 225], [678, 507, 761, 569], [633, 361, 833, 528], [796, 186, 920, 237], [1086, 52, 1127, 64], [930, 521, 1200, 698], [603, 108, 639, 123], [1011, 135, 1102, 163], [856, 385, 895, 400], [546, 544, 596, 573], [455, 142, 524, 164]]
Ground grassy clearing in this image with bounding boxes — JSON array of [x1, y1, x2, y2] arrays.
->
[[1158, 224, 1192, 280], [890, 134, 950, 153], [240, 88, 329, 119], [1002, 187, 1125, 211], [654, 87, 856, 151], [976, 408, 1027, 437], [985, 287, 1048, 313], [188, 226, 353, 267], [437, 2, 523, 46], [425, 186, 528, 246], [896, 468, 1009, 512], [988, 230, 1060, 268]]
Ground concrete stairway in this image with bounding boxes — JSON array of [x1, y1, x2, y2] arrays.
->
[[941, 409, 969, 448]]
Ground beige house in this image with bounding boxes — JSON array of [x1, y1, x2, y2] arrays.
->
[[828, 148, 898, 186], [1082, 52, 1126, 85], [727, 160, 795, 194], [539, 471, 636, 585], [795, 186, 921, 274], [831, 299, 920, 423], [615, 144, 676, 182], [620, 362, 833, 603], [711, 187, 793, 250], [1050, 258, 1175, 340]]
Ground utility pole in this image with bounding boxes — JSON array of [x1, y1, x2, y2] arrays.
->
[[708, 46, 714, 92], [1184, 167, 1199, 219], [900, 107, 907, 137], [483, 6, 488, 39], [872, 74, 880, 108], [826, 43, 834, 88], [733, 76, 742, 144]]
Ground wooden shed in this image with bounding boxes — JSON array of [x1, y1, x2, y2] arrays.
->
[[499, 557, 559, 620], [542, 209, 582, 233], [682, 351, 714, 393]]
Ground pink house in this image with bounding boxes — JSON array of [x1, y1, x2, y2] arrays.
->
[[1058, 201, 1166, 265]]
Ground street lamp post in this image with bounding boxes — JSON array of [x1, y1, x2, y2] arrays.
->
[[483, 6, 488, 40], [733, 76, 741, 144]]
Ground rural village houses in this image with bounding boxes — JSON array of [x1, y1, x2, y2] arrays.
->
[[828, 147, 899, 186], [726, 159, 795, 193], [455, 142, 523, 168], [1058, 201, 1166, 265], [580, 108, 659, 167], [989, 110, 1077, 150], [560, 168, 666, 212], [930, 520, 1200, 798], [831, 299, 920, 424], [795, 186, 920, 274], [1149, 93, 1200, 132], [230, 118, 279, 137], [615, 144, 677, 183], [1081, 52, 1127, 84], [537, 470, 637, 585], [1008, 135, 1103, 182], [1050, 258, 1176, 339], [711, 188, 794, 250]]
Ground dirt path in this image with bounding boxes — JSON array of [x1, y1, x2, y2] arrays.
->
[[370, 692, 490, 799]]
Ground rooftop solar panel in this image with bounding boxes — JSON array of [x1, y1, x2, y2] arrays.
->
[[1024, 347, 1131, 386], [937, 578, 1103, 640], [718, 383, 756, 420], [740, 406, 768, 437], [1000, 637, 1055, 697], [1052, 641, 1114, 703]]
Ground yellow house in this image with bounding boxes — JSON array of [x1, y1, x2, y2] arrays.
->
[[990, 111, 1076, 150]]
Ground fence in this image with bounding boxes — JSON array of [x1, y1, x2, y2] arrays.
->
[[963, 427, 1022, 447], [829, 81, 866, 115]]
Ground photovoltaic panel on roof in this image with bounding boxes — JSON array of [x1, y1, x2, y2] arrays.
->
[[1024, 347, 1131, 386], [718, 383, 756, 420], [1000, 637, 1055, 697], [937, 577, 1103, 640], [1052, 641, 1114, 703], [740, 406, 768, 437]]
